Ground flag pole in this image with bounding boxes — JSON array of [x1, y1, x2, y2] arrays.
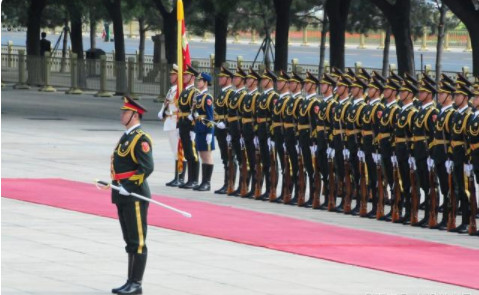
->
[[177, 0, 184, 94]]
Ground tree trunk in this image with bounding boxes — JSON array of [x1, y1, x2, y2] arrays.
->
[[318, 16, 329, 77], [26, 0, 47, 85], [435, 4, 447, 84], [69, 4, 86, 88], [214, 11, 228, 97], [90, 18, 97, 49], [325, 0, 351, 71], [138, 18, 146, 80], [60, 19, 69, 73], [104, 0, 127, 94], [369, 0, 415, 76], [382, 24, 391, 77], [443, 0, 479, 76], [273, 0, 292, 72]]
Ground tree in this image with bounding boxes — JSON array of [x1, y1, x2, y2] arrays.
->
[[368, 0, 415, 76], [442, 0, 479, 75], [273, 0, 292, 71], [325, 0, 351, 70], [26, 0, 47, 84]]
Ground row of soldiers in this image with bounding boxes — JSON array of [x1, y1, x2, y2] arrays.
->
[[160, 63, 479, 235]]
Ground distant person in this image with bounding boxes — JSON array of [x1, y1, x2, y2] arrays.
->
[[39, 32, 51, 56]]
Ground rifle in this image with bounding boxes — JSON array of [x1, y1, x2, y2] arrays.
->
[[446, 165, 456, 230], [297, 149, 306, 206], [327, 153, 336, 211], [226, 141, 236, 195], [338, 101, 352, 213], [376, 156, 385, 219], [269, 143, 278, 201], [283, 148, 292, 203], [391, 158, 402, 222], [240, 138, 249, 197], [359, 154, 368, 217], [410, 162, 419, 224], [312, 145, 321, 209], [254, 145, 263, 199], [468, 170, 477, 235], [428, 165, 438, 227]]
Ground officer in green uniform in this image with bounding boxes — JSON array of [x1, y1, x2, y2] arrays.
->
[[111, 97, 154, 295], [431, 80, 456, 230], [257, 68, 279, 200], [213, 66, 235, 194], [177, 65, 200, 189]]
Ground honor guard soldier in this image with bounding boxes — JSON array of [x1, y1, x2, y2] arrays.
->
[[332, 76, 352, 212], [469, 81, 479, 184], [392, 79, 418, 224], [272, 70, 291, 202], [361, 77, 385, 218], [299, 71, 321, 206], [431, 80, 456, 230], [404, 73, 421, 109], [284, 71, 304, 204], [378, 78, 401, 220], [449, 83, 474, 233], [412, 79, 439, 226], [241, 68, 261, 198], [158, 64, 186, 187], [177, 65, 200, 189], [192, 72, 215, 191], [317, 73, 337, 209], [213, 66, 235, 194], [227, 67, 248, 196], [111, 97, 154, 295], [257, 68, 279, 200], [346, 76, 368, 216]]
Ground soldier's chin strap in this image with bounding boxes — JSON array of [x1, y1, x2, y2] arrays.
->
[[125, 111, 137, 126]]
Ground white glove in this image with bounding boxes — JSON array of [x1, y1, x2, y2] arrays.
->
[[343, 148, 350, 160], [372, 153, 382, 164], [206, 133, 213, 145], [226, 134, 232, 143], [157, 111, 164, 120], [310, 144, 317, 155], [270, 140, 275, 149], [408, 157, 416, 170], [465, 164, 473, 177], [253, 136, 259, 148], [283, 143, 287, 151], [391, 155, 398, 166], [240, 137, 245, 148], [328, 148, 335, 159], [187, 114, 194, 121], [357, 150, 365, 162], [267, 138, 272, 148], [217, 122, 226, 129], [296, 144, 300, 154], [427, 157, 435, 171], [190, 131, 196, 142], [119, 186, 130, 196], [193, 111, 199, 119], [445, 160, 453, 174]]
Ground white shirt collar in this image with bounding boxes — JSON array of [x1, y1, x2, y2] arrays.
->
[[222, 85, 232, 91], [338, 96, 349, 105], [170, 85, 178, 91], [279, 92, 290, 99], [369, 97, 381, 105], [421, 101, 434, 110], [292, 91, 301, 98], [185, 84, 194, 90], [248, 88, 258, 95], [475, 110, 479, 117], [199, 88, 208, 95], [353, 97, 364, 105], [458, 105, 468, 114], [263, 87, 273, 94], [235, 86, 245, 93], [386, 100, 396, 108], [306, 93, 316, 100], [401, 102, 413, 111], [441, 104, 452, 113], [323, 94, 333, 102], [125, 124, 141, 135]]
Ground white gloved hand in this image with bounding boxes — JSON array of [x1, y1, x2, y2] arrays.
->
[[465, 164, 473, 177], [253, 136, 259, 148], [326, 147, 332, 157], [372, 153, 379, 164], [226, 134, 232, 143], [270, 140, 275, 149], [217, 122, 226, 129], [310, 144, 317, 155], [283, 143, 287, 151], [240, 137, 245, 148], [357, 150, 365, 162], [206, 133, 213, 145], [119, 186, 130, 196], [296, 144, 300, 154], [158, 111, 164, 120], [391, 155, 398, 166], [330, 148, 335, 159], [408, 157, 416, 170], [193, 111, 199, 119], [427, 157, 435, 171], [343, 148, 350, 160], [445, 159, 453, 174], [190, 131, 196, 142], [187, 114, 194, 121]]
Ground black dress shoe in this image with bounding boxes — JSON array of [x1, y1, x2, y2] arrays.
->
[[366, 210, 377, 219], [379, 211, 392, 221], [286, 196, 297, 205], [449, 223, 468, 233], [112, 281, 130, 294], [117, 282, 142, 294], [351, 207, 360, 216], [419, 202, 426, 210], [274, 196, 284, 203], [214, 185, 227, 194], [412, 218, 427, 227], [431, 220, 447, 230], [393, 216, 405, 224]]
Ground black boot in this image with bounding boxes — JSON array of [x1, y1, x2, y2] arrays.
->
[[112, 253, 134, 294], [195, 164, 213, 191], [180, 161, 199, 189], [305, 176, 315, 207], [117, 253, 146, 295], [178, 161, 186, 186], [214, 166, 228, 194], [319, 185, 329, 210], [351, 190, 361, 216], [259, 172, 271, 200], [165, 160, 180, 187]]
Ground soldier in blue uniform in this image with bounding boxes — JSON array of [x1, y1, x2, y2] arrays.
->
[[213, 67, 235, 194], [193, 72, 215, 191], [111, 97, 154, 295]]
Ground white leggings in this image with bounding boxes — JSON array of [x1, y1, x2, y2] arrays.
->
[[167, 130, 178, 159]]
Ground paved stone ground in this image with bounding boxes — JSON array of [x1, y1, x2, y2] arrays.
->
[[2, 87, 479, 295]]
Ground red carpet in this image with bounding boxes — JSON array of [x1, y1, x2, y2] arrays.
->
[[2, 178, 478, 290]]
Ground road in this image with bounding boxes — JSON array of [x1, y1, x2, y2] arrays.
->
[[1, 31, 473, 72]]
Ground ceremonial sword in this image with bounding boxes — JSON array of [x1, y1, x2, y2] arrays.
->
[[95, 180, 192, 218]]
